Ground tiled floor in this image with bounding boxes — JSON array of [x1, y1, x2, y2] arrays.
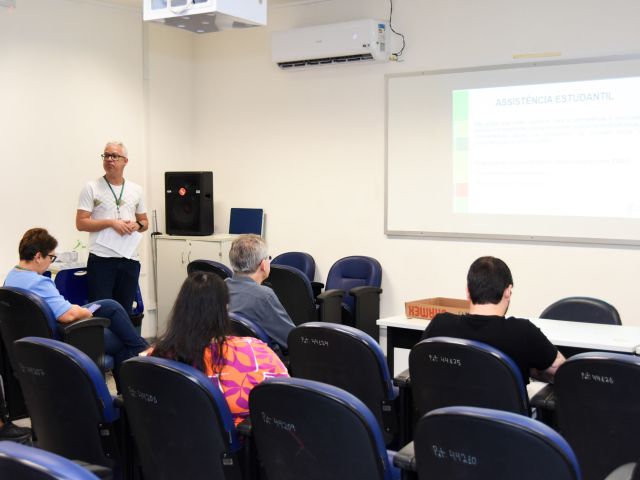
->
[[13, 417, 31, 429], [106, 370, 118, 394]]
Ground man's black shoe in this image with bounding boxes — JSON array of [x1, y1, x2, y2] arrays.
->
[[0, 421, 32, 442]]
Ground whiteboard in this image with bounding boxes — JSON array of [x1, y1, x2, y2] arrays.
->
[[385, 55, 640, 246]]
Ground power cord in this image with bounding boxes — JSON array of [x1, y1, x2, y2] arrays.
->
[[389, 0, 406, 60]]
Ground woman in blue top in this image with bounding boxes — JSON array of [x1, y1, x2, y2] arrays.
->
[[4, 228, 148, 375]]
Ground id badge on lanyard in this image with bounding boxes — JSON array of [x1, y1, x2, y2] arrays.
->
[[104, 176, 125, 220]]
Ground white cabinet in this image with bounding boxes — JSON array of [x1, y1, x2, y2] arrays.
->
[[155, 234, 235, 336]]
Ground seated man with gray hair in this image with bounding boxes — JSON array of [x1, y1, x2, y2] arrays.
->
[[226, 234, 295, 351]]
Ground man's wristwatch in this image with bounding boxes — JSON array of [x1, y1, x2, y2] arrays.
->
[[136, 220, 144, 230]]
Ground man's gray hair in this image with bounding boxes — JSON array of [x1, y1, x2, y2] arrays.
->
[[229, 234, 268, 274], [105, 140, 128, 158]]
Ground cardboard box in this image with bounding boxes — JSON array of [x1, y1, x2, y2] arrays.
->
[[405, 297, 470, 320]]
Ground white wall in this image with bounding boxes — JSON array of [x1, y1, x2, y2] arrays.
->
[[0, 0, 144, 265], [160, 0, 640, 324], [0, 0, 191, 337], [143, 22, 195, 334], [0, 0, 144, 261], [144, 22, 195, 231]]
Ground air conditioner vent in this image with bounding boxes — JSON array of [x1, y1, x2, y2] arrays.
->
[[278, 53, 375, 69]]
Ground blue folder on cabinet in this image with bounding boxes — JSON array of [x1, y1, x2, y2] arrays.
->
[[229, 208, 265, 236]]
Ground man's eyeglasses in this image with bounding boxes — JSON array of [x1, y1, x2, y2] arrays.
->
[[47, 254, 58, 263], [101, 153, 126, 161]]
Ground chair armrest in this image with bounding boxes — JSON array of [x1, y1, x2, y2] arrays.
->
[[395, 371, 414, 448], [317, 289, 344, 324], [311, 281, 324, 298], [58, 316, 110, 334], [237, 416, 260, 479], [393, 441, 416, 471], [381, 394, 399, 437], [393, 368, 411, 388], [57, 316, 110, 371], [317, 289, 344, 301], [530, 383, 557, 428], [530, 383, 556, 411], [237, 417, 252, 437], [349, 286, 383, 341], [349, 285, 383, 298]]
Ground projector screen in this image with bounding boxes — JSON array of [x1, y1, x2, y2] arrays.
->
[[385, 55, 640, 245]]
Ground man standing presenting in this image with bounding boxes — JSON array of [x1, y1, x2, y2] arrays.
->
[[226, 234, 295, 352], [421, 256, 565, 383], [76, 141, 148, 320]]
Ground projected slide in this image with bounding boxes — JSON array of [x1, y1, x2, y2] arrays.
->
[[453, 77, 640, 219]]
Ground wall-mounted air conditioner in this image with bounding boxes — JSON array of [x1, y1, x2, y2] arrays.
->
[[271, 19, 390, 70], [144, 0, 266, 34]]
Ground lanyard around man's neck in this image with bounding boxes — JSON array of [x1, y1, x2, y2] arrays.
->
[[104, 175, 125, 219]]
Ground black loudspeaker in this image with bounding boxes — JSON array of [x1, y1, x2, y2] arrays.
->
[[165, 171, 213, 236]]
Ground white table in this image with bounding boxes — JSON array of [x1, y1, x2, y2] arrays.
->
[[377, 315, 640, 375]]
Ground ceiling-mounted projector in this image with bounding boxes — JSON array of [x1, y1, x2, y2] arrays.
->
[[144, 0, 266, 34]]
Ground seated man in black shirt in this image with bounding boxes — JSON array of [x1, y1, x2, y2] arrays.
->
[[421, 256, 565, 384]]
